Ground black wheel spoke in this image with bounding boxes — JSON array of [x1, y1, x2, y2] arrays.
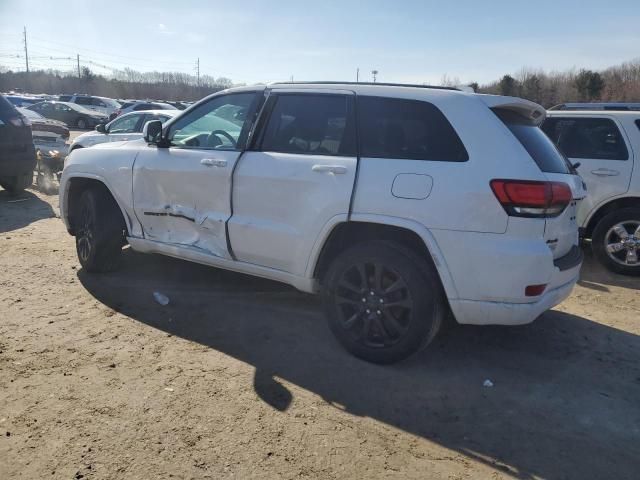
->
[[332, 259, 414, 349], [383, 298, 412, 309], [380, 311, 407, 337], [335, 293, 362, 307], [343, 311, 362, 330], [338, 278, 362, 296]]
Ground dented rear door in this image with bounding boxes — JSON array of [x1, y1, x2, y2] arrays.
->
[[131, 91, 261, 258]]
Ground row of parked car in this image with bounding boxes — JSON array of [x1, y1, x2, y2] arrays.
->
[[49, 84, 639, 364], [4, 92, 190, 126]]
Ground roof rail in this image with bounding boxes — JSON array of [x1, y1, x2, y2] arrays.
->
[[270, 81, 460, 91]]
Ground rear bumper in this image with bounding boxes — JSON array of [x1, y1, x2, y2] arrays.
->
[[449, 250, 581, 326]]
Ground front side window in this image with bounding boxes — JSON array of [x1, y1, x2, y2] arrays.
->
[[75, 97, 92, 106], [260, 94, 355, 156], [108, 114, 141, 133], [168, 92, 257, 150], [542, 117, 629, 161], [91, 98, 107, 107], [58, 95, 72, 102], [357, 96, 468, 161]]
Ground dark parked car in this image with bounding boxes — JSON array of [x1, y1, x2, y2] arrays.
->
[[0, 94, 36, 192], [4, 95, 43, 108], [27, 101, 108, 129]]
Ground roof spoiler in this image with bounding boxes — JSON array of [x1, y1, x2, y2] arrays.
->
[[477, 95, 546, 126]]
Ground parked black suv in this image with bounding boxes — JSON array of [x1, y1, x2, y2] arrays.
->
[[0, 94, 36, 192]]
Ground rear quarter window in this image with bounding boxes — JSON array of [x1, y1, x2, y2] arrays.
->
[[542, 117, 628, 161], [357, 96, 468, 161], [495, 109, 569, 174]]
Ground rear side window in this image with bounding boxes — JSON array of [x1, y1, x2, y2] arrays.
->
[[357, 96, 468, 161], [495, 109, 569, 173], [542, 117, 629, 161], [75, 97, 92, 106], [133, 103, 154, 111], [261, 94, 356, 156]]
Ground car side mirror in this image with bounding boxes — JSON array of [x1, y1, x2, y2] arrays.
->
[[95, 123, 107, 133], [143, 120, 165, 145]]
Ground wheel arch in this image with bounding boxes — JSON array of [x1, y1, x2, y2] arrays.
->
[[64, 174, 131, 236], [310, 214, 459, 300], [584, 196, 640, 238]]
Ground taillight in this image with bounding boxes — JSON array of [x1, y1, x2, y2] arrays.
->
[[490, 180, 572, 218]]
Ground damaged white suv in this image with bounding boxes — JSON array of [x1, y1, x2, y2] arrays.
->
[[60, 83, 584, 363]]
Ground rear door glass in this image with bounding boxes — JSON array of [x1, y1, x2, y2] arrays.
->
[[495, 109, 570, 173], [542, 117, 629, 161]]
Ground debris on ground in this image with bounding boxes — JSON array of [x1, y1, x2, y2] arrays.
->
[[153, 292, 170, 306]]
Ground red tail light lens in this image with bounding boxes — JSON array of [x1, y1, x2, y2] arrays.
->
[[490, 180, 572, 218], [525, 284, 547, 296]]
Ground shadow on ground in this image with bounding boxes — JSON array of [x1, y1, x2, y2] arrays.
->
[[578, 248, 640, 292], [0, 188, 56, 233], [78, 250, 640, 480]]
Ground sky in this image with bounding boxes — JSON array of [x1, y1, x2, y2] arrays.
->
[[1, 0, 639, 86]]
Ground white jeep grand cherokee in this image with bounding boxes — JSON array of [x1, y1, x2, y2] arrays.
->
[[60, 83, 585, 364]]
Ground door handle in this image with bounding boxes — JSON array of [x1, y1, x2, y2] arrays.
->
[[201, 158, 227, 167], [312, 165, 347, 174], [591, 168, 620, 177]]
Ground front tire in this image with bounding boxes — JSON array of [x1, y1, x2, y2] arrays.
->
[[322, 241, 445, 364], [75, 188, 125, 272], [592, 208, 640, 276]]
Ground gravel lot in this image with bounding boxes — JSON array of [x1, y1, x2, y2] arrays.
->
[[1, 183, 639, 480]]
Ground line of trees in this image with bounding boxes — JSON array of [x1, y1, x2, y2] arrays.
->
[[0, 66, 236, 101], [2, 57, 640, 106], [477, 59, 640, 107]]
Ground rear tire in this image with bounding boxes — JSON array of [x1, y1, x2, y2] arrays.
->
[[592, 208, 640, 276], [322, 240, 445, 364], [75, 187, 125, 272], [0, 172, 32, 193]]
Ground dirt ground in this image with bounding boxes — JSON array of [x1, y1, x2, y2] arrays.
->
[[1, 184, 639, 480]]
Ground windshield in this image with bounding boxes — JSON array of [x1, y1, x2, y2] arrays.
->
[[18, 107, 43, 119]]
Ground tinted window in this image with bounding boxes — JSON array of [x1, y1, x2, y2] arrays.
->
[[495, 109, 570, 174], [169, 92, 257, 150], [357, 96, 467, 161], [261, 94, 355, 156], [91, 98, 106, 107], [133, 103, 155, 111], [75, 97, 92, 106], [58, 95, 72, 102], [542, 117, 629, 161]]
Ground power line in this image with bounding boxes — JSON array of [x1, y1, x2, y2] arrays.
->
[[23, 26, 29, 74]]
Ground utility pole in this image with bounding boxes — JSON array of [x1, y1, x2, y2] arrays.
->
[[356, 67, 359, 82], [196, 57, 200, 87], [23, 26, 29, 73], [77, 54, 81, 79]]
